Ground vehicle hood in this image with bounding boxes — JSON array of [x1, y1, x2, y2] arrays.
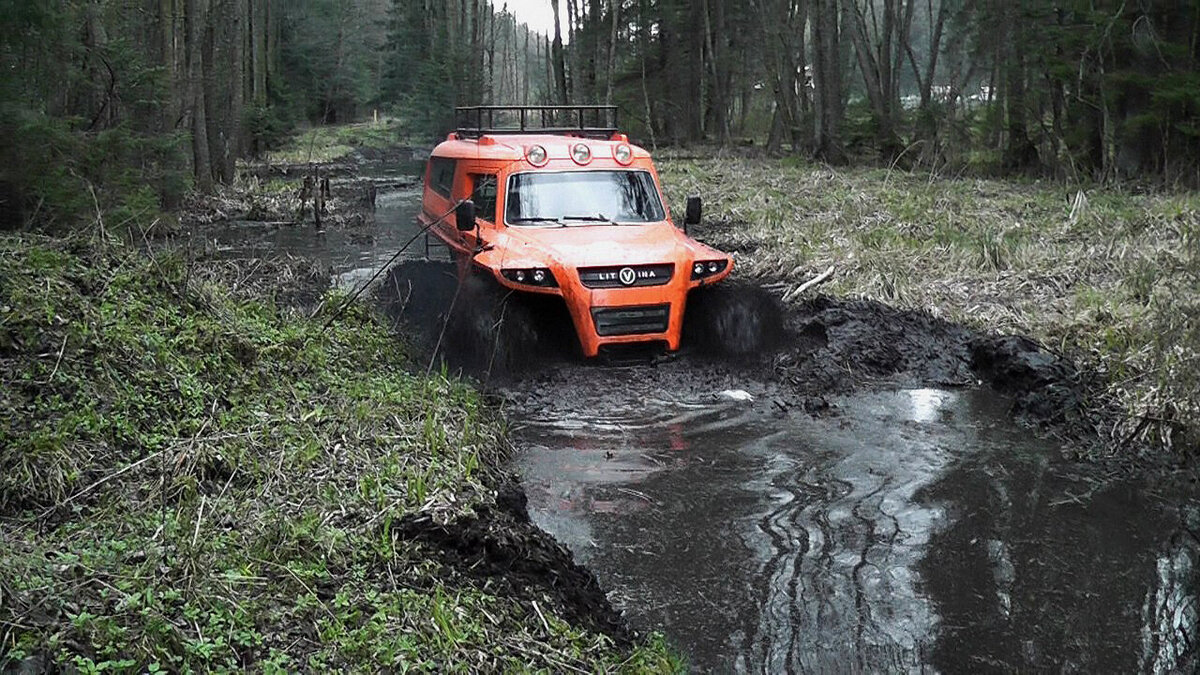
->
[[487, 222, 717, 268]]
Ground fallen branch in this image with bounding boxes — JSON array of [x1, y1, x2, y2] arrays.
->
[[60, 449, 165, 506], [783, 264, 836, 303]]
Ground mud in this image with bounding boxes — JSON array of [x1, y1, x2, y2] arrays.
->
[[398, 480, 631, 644]]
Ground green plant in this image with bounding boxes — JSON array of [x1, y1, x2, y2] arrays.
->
[[1, 234, 674, 670]]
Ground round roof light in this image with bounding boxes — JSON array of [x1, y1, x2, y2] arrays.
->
[[613, 144, 633, 165], [526, 144, 549, 166], [571, 143, 592, 165]]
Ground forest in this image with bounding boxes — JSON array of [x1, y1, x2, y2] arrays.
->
[[3, 0, 1199, 234], [3, 1, 1199, 671]]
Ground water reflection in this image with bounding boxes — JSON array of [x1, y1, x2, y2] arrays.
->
[[1140, 520, 1199, 674], [904, 388, 954, 423], [510, 384, 1199, 672]]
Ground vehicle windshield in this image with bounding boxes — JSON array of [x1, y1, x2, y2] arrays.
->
[[505, 170, 666, 225]]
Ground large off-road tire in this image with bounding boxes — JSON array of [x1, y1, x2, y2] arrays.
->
[[444, 273, 539, 375], [684, 284, 784, 356]]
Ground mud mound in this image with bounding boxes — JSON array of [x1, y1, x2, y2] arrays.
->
[[773, 295, 975, 395], [771, 295, 1102, 436], [971, 335, 1088, 426], [399, 479, 631, 644]]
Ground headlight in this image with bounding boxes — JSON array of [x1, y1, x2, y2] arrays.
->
[[613, 144, 633, 165], [571, 143, 592, 165], [502, 268, 557, 287], [691, 259, 728, 280], [526, 144, 549, 166]]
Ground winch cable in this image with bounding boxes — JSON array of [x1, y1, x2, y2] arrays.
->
[[319, 199, 467, 331]]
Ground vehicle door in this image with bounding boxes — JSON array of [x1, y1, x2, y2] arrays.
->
[[425, 156, 457, 238], [460, 171, 498, 253]]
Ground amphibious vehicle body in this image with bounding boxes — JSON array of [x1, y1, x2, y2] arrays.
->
[[420, 105, 733, 358]]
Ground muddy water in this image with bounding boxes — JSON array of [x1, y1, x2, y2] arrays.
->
[[507, 375, 1199, 673], [190, 186, 429, 288], [208, 187, 1198, 672]]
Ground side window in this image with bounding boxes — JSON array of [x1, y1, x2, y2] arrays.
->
[[429, 157, 456, 197], [470, 174, 498, 223]]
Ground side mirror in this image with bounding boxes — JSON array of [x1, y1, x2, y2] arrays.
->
[[455, 200, 476, 232], [685, 196, 702, 227]]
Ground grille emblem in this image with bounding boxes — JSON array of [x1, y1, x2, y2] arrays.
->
[[618, 267, 637, 286]]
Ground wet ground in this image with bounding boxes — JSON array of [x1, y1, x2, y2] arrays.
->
[[207, 183, 1200, 672]]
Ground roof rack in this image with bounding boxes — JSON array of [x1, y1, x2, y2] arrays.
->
[[455, 105, 619, 139]]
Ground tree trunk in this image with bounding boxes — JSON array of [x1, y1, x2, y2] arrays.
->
[[229, 0, 245, 159], [1002, 11, 1036, 172], [605, 0, 620, 104], [845, 0, 901, 157], [551, 0, 569, 103], [186, 0, 212, 190], [810, 0, 846, 162]]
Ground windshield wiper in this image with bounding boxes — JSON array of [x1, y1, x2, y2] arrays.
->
[[558, 213, 619, 225], [509, 216, 560, 224]]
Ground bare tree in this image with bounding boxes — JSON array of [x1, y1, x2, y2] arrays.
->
[[551, 0, 570, 103], [811, 0, 846, 162]]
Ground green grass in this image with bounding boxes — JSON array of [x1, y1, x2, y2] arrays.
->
[[262, 120, 413, 165], [660, 155, 1200, 452], [0, 235, 679, 672]]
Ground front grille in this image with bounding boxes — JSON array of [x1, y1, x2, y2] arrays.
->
[[578, 264, 674, 289], [591, 304, 670, 336]]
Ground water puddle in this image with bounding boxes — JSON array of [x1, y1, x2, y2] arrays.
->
[[509, 381, 1199, 673]]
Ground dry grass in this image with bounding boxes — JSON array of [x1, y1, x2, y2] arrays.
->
[[660, 155, 1200, 453], [182, 178, 374, 228]]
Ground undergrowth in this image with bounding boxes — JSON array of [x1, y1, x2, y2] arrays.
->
[[263, 120, 413, 165], [0, 105, 189, 233], [661, 155, 1200, 455], [0, 235, 678, 672]]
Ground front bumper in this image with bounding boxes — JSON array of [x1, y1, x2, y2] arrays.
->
[[481, 257, 733, 358]]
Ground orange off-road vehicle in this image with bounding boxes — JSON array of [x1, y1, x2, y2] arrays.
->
[[419, 105, 746, 360]]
